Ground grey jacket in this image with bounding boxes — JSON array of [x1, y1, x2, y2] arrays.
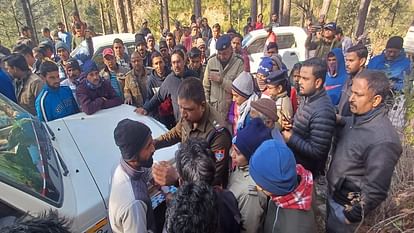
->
[[327, 106, 402, 222]]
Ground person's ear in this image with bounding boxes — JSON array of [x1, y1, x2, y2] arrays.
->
[[315, 77, 323, 89], [372, 94, 382, 108], [200, 101, 206, 111], [359, 57, 367, 67]]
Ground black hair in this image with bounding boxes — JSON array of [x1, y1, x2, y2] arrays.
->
[[150, 51, 162, 61], [336, 26, 343, 35], [12, 44, 33, 56], [57, 22, 64, 27], [171, 49, 185, 61], [0, 211, 72, 233], [355, 70, 391, 102], [3, 54, 29, 71], [212, 23, 221, 30], [74, 22, 82, 30], [166, 32, 174, 38], [346, 44, 368, 59], [113, 38, 124, 45], [71, 10, 79, 17], [166, 183, 218, 233], [39, 60, 59, 77], [42, 27, 50, 33], [232, 33, 243, 41], [21, 26, 30, 33], [177, 77, 206, 105], [175, 138, 215, 185], [188, 47, 201, 58], [302, 57, 327, 83]]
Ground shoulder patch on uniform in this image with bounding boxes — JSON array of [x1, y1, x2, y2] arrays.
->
[[214, 149, 225, 162]]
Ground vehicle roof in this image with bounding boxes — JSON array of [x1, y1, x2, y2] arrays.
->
[[90, 33, 136, 47], [246, 26, 307, 37], [48, 104, 178, 207]]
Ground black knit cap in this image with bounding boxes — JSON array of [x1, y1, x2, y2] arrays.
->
[[386, 36, 404, 50], [114, 119, 152, 161]]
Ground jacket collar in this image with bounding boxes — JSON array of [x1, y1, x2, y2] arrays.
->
[[193, 104, 210, 133], [305, 88, 326, 103], [352, 104, 386, 126], [120, 159, 145, 180]]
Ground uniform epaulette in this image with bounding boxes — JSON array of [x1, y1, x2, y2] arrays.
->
[[234, 53, 244, 61]]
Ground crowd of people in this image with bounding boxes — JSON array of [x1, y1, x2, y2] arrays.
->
[[0, 9, 412, 233]]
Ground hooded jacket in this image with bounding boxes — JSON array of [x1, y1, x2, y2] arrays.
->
[[76, 78, 122, 115], [325, 48, 348, 105], [35, 85, 79, 122], [367, 49, 411, 92]]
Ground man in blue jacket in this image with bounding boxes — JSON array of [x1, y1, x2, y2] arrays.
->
[[367, 36, 411, 92], [325, 48, 347, 106], [0, 68, 17, 102], [35, 61, 79, 122]]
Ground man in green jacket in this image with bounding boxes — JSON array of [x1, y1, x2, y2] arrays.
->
[[306, 22, 342, 59]]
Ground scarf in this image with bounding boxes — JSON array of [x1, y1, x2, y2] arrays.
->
[[271, 164, 313, 210], [236, 94, 258, 132]]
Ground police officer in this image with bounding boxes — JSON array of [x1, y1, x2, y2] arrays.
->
[[203, 34, 244, 126], [152, 77, 232, 188]]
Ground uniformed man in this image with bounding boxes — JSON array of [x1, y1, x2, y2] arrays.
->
[[203, 34, 244, 126], [152, 77, 232, 188]]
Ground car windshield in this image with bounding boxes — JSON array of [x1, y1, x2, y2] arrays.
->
[[0, 95, 63, 205]]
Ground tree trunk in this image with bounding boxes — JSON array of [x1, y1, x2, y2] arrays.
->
[[281, 0, 291, 26], [355, 0, 371, 38], [334, 0, 341, 23], [251, 0, 257, 23], [194, 0, 201, 19], [100, 0, 107, 34], [20, 0, 37, 44], [11, 1, 20, 36], [228, 0, 232, 27], [390, 0, 399, 27], [124, 0, 134, 32], [162, 0, 169, 31], [113, 0, 128, 33], [72, 0, 79, 14], [258, 0, 263, 14], [106, 0, 114, 33], [320, 0, 332, 18], [279, 0, 284, 23], [270, 0, 280, 20], [59, 0, 69, 33]]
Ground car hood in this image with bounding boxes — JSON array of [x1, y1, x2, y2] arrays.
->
[[48, 104, 178, 206]]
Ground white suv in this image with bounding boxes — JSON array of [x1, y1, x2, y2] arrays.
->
[[0, 95, 177, 232], [242, 26, 308, 72]]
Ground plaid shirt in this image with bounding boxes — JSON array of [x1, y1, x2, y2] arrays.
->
[[271, 164, 313, 210]]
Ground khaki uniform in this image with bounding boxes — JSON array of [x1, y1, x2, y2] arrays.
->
[[274, 91, 293, 131], [228, 166, 267, 233], [123, 69, 147, 107], [100, 65, 130, 94], [156, 105, 232, 187], [15, 72, 44, 115], [203, 53, 244, 122]]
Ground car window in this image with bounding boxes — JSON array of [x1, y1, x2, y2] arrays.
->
[[246, 33, 297, 54], [247, 37, 267, 54], [0, 96, 63, 206], [277, 33, 297, 49]]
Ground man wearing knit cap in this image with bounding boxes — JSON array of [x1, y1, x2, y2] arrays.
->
[[305, 22, 342, 59], [228, 118, 271, 233], [76, 60, 122, 115], [109, 119, 156, 233], [256, 56, 274, 94], [231, 71, 258, 134], [203, 34, 244, 125], [367, 36, 411, 92], [250, 98, 285, 142], [265, 70, 293, 130], [55, 41, 72, 80], [158, 40, 171, 68], [250, 139, 317, 233]]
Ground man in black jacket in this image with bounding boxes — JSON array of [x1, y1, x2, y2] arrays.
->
[[281, 57, 336, 177], [326, 70, 402, 232]]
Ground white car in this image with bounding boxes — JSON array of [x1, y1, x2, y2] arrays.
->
[[70, 33, 137, 70], [404, 23, 414, 58], [242, 26, 308, 72], [0, 95, 177, 232]]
